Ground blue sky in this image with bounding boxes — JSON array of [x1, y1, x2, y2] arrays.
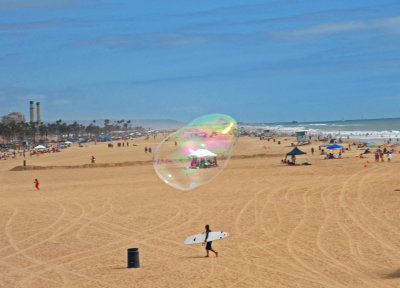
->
[[0, 0, 399, 123]]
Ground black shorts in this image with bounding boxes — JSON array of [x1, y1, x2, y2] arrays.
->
[[206, 241, 212, 250]]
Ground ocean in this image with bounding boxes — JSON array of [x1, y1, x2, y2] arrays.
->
[[244, 118, 400, 143]]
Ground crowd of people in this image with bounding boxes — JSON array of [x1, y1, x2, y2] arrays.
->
[[0, 150, 24, 160], [190, 157, 218, 169], [374, 149, 392, 162], [0, 145, 68, 160]]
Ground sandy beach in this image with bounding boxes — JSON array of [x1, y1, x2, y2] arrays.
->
[[1, 136, 400, 288]]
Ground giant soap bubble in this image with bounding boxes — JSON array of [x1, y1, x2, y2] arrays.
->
[[153, 114, 238, 191]]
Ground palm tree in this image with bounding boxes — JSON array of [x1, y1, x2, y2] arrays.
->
[[104, 119, 110, 135], [0, 122, 9, 141], [134, 126, 145, 132], [59, 122, 69, 139], [39, 125, 48, 142], [55, 119, 63, 139], [70, 121, 81, 138]]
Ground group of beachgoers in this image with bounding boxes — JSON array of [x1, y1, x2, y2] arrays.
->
[[0, 151, 24, 160], [107, 142, 140, 148], [0, 147, 65, 160], [325, 151, 342, 159], [374, 149, 392, 162], [320, 149, 344, 159], [0, 143, 74, 160], [190, 157, 218, 169], [32, 146, 65, 155]]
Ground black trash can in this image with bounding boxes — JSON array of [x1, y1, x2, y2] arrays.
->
[[127, 248, 140, 268]]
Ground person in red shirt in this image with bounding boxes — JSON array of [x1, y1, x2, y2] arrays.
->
[[34, 179, 40, 190]]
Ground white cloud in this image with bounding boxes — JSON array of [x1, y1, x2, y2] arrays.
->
[[70, 15, 400, 50], [273, 16, 400, 40], [71, 32, 243, 49]]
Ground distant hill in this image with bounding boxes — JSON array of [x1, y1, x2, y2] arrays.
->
[[129, 119, 185, 129]]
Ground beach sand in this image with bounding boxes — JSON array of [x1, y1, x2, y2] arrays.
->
[[1, 136, 400, 287]]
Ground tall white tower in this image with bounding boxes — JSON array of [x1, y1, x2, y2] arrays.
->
[[36, 102, 41, 125], [30, 101, 35, 123]]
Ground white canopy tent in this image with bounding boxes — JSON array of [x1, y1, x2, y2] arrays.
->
[[189, 149, 217, 158], [34, 145, 47, 149]]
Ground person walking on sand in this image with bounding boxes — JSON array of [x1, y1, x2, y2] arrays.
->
[[203, 225, 218, 257], [34, 179, 40, 190]]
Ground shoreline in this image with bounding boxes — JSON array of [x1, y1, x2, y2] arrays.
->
[[241, 125, 400, 143]]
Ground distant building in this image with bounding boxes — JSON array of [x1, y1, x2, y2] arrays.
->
[[1, 112, 26, 124]]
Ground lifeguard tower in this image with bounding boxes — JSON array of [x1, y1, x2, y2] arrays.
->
[[296, 131, 310, 145]]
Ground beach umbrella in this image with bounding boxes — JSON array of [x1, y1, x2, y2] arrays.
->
[[58, 142, 65, 145], [34, 145, 46, 149], [286, 147, 306, 156], [327, 144, 343, 149], [65, 141, 72, 144]]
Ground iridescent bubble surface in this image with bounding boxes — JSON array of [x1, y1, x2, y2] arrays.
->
[[153, 114, 238, 191]]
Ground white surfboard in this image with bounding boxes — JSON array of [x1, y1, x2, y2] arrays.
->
[[184, 231, 229, 245]]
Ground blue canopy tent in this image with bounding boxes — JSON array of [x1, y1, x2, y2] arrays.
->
[[286, 147, 307, 156], [326, 144, 344, 159], [285, 147, 307, 165], [98, 136, 112, 141], [327, 144, 343, 149]]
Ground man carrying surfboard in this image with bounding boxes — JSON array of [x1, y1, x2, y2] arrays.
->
[[203, 225, 218, 257]]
